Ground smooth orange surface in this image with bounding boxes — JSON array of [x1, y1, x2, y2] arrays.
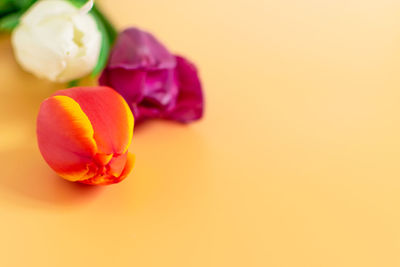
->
[[1, 0, 400, 266]]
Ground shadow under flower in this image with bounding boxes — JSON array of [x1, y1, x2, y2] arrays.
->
[[0, 144, 104, 209]]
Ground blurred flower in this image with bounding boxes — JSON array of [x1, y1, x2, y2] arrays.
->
[[11, 0, 101, 82], [37, 86, 135, 185], [99, 27, 204, 124]]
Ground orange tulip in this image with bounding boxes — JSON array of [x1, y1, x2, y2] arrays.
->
[[37, 86, 135, 185]]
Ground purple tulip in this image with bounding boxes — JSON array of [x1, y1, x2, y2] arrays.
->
[[99, 27, 204, 124]]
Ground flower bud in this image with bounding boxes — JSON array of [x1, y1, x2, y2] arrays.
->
[[12, 0, 101, 82], [37, 86, 135, 185]]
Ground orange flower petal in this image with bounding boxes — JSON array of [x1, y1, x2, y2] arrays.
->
[[37, 95, 98, 181], [78, 152, 135, 185], [107, 153, 128, 178], [94, 153, 113, 166], [118, 152, 135, 181], [53, 86, 134, 155]]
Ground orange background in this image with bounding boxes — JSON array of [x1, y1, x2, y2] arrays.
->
[[1, 0, 400, 266]]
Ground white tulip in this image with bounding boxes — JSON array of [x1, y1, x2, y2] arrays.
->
[[11, 0, 102, 82]]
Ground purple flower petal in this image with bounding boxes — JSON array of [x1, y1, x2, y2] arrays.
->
[[107, 27, 176, 70], [166, 56, 204, 122], [133, 69, 178, 122], [99, 27, 204, 125], [99, 68, 146, 104]]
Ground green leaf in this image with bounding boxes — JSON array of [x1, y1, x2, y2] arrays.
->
[[67, 79, 80, 87], [91, 5, 117, 43], [90, 6, 118, 76], [0, 12, 22, 31], [12, 0, 37, 9], [0, 0, 13, 9], [0, 0, 37, 30], [66, 0, 85, 8], [0, 0, 36, 18], [91, 14, 111, 76], [0, 1, 18, 18]]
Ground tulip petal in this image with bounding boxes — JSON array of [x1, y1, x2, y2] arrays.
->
[[143, 69, 178, 108], [118, 152, 135, 181], [166, 56, 204, 122], [99, 68, 146, 104], [37, 95, 98, 181], [106, 27, 176, 70], [107, 152, 128, 178], [79, 174, 114, 185], [131, 69, 179, 122], [79, 152, 135, 185], [94, 153, 113, 166], [54, 86, 134, 155]]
